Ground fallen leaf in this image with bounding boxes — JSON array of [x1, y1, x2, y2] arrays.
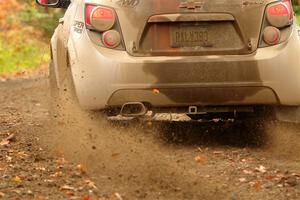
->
[[255, 165, 267, 173], [69, 196, 81, 200], [76, 164, 87, 174], [0, 192, 5, 197], [35, 167, 46, 171], [114, 192, 123, 200], [285, 176, 298, 187], [239, 178, 247, 183], [254, 181, 262, 190], [195, 155, 207, 164], [82, 196, 90, 200], [111, 153, 120, 158], [277, 183, 284, 188], [152, 89, 160, 94], [66, 191, 75, 196], [50, 171, 63, 177], [17, 151, 29, 158], [265, 175, 274, 180], [0, 140, 9, 146], [12, 189, 21, 194], [60, 185, 76, 191], [5, 133, 16, 142], [13, 176, 22, 183], [34, 195, 45, 200], [85, 180, 97, 189], [249, 181, 255, 187], [213, 151, 223, 155], [27, 190, 33, 195], [243, 170, 253, 175]]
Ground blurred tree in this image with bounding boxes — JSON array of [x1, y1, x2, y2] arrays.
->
[[0, 0, 19, 30], [17, 0, 64, 38], [0, 0, 60, 74], [291, 1, 299, 16]]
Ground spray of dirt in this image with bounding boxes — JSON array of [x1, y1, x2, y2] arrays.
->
[[263, 120, 300, 160], [41, 69, 300, 199], [41, 90, 229, 199]]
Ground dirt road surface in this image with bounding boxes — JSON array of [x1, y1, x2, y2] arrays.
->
[[1, 75, 300, 200]]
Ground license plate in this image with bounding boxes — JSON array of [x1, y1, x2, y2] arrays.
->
[[171, 26, 209, 48]]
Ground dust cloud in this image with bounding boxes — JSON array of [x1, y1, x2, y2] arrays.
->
[[40, 85, 300, 199], [263, 121, 300, 159], [42, 92, 227, 199]]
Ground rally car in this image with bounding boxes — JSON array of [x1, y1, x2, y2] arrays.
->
[[37, 0, 300, 122]]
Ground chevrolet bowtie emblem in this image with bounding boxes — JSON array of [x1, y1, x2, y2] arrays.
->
[[179, 0, 204, 9]]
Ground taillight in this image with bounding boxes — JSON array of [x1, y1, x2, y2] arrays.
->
[[266, 3, 291, 28], [102, 30, 121, 48], [85, 5, 95, 26], [263, 26, 281, 45], [259, 0, 294, 47], [91, 7, 115, 31], [86, 5, 116, 31], [85, 4, 123, 50], [282, 0, 293, 22]]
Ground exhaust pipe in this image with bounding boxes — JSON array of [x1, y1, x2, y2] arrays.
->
[[120, 102, 148, 117]]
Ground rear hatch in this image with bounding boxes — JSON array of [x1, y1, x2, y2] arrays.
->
[[91, 0, 276, 56]]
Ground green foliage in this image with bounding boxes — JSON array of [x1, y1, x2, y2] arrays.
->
[[295, 6, 300, 16], [18, 5, 64, 39], [0, 1, 62, 75], [0, 33, 49, 74], [293, 0, 300, 15]]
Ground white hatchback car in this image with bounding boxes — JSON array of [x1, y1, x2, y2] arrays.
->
[[37, 0, 300, 122]]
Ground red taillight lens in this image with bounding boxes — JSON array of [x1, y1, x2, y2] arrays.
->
[[268, 3, 289, 16], [263, 26, 281, 45], [86, 5, 116, 31], [102, 30, 121, 48], [267, 3, 291, 28], [283, 0, 293, 22], [85, 5, 95, 26], [85, 4, 123, 49], [260, 1, 293, 47], [91, 7, 114, 20]]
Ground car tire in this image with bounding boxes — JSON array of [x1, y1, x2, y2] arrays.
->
[[49, 60, 82, 119], [49, 60, 108, 124], [49, 61, 60, 117]]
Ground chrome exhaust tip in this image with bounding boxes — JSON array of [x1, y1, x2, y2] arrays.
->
[[120, 102, 148, 117]]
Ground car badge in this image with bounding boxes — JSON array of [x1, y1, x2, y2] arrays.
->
[[179, 0, 204, 9]]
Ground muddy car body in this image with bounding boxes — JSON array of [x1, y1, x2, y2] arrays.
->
[[38, 0, 300, 121]]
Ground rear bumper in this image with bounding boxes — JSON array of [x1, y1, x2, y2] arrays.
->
[[68, 26, 300, 110], [107, 87, 278, 107]]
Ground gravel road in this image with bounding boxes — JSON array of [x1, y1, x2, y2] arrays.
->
[[1, 75, 300, 200]]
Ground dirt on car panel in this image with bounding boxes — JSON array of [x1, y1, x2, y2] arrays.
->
[[99, 0, 270, 56], [141, 59, 268, 105]]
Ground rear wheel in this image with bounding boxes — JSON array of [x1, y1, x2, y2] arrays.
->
[[49, 60, 84, 119], [49, 61, 107, 123], [49, 61, 60, 117]]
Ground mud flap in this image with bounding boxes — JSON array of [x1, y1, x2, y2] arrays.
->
[[275, 106, 300, 123]]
